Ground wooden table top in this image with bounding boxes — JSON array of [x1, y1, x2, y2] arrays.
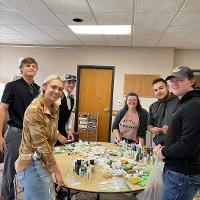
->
[[54, 142, 146, 193]]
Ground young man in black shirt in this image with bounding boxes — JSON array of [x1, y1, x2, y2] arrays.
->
[[0, 57, 40, 200], [154, 66, 200, 200]]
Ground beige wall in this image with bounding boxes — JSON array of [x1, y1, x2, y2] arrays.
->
[[174, 49, 200, 70], [0, 45, 175, 110]]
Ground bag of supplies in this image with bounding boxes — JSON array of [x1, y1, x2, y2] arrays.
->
[[136, 161, 164, 200]]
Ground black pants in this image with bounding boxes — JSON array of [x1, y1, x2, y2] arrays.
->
[[1, 126, 22, 200]]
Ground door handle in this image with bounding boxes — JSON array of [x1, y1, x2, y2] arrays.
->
[[104, 107, 110, 112]]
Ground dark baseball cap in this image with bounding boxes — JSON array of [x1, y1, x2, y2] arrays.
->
[[63, 73, 77, 82], [166, 66, 194, 81]]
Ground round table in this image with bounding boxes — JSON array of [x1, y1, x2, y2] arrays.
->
[[54, 142, 146, 199]]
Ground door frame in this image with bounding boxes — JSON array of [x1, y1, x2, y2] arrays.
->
[[75, 65, 115, 142]]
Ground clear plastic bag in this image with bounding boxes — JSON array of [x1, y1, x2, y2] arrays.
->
[[136, 161, 164, 200]]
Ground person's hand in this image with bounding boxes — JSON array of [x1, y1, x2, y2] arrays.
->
[[157, 147, 165, 161], [153, 144, 162, 154], [0, 136, 5, 152], [161, 125, 169, 134], [15, 158, 20, 172], [150, 127, 162, 135], [67, 129, 74, 142], [55, 170, 63, 192], [115, 135, 122, 144], [57, 134, 68, 144]]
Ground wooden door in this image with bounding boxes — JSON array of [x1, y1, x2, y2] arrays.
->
[[76, 66, 114, 142]]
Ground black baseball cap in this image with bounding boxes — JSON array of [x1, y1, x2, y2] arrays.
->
[[166, 66, 194, 81], [63, 73, 77, 82]]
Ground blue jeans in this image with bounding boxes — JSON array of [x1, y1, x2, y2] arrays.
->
[[162, 169, 200, 200], [17, 157, 56, 200]]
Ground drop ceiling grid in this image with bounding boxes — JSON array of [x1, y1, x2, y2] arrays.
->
[[0, 0, 200, 48]]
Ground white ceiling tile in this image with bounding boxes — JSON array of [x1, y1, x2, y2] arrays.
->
[[180, 0, 200, 13], [37, 25, 71, 34], [0, 0, 200, 48], [8, 24, 45, 34], [0, 2, 12, 11], [135, 12, 173, 32], [20, 12, 63, 25], [0, 33, 36, 44], [159, 26, 200, 43], [105, 35, 131, 42], [1, 0, 51, 13], [55, 39, 82, 46], [49, 33, 78, 41], [22, 33, 56, 43], [88, 0, 133, 13], [156, 42, 181, 48], [78, 35, 107, 46], [135, 0, 184, 15], [132, 34, 161, 46], [182, 35, 200, 49], [43, 0, 91, 13], [94, 13, 132, 25], [0, 38, 31, 44], [0, 25, 17, 33], [0, 11, 30, 25], [108, 40, 131, 46], [55, 12, 96, 25], [133, 24, 163, 34], [171, 12, 200, 26]]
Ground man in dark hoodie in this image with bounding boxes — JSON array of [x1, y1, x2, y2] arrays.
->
[[147, 78, 179, 145], [154, 66, 200, 200]]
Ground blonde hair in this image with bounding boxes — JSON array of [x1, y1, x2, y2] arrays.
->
[[40, 75, 64, 96]]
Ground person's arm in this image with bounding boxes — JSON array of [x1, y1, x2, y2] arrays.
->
[[139, 137, 145, 146], [112, 110, 125, 143], [67, 111, 75, 141], [113, 129, 122, 143], [147, 104, 162, 135], [57, 133, 68, 144], [147, 125, 162, 135], [0, 103, 9, 151], [51, 163, 63, 191], [162, 102, 200, 158], [137, 109, 149, 139]]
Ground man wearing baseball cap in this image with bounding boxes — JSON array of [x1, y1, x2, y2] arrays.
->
[[154, 66, 200, 200], [56, 73, 77, 146]]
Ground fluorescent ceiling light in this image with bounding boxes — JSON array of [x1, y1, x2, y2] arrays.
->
[[68, 25, 131, 35]]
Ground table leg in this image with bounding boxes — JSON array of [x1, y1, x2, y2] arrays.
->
[[67, 188, 71, 200], [97, 193, 100, 200]]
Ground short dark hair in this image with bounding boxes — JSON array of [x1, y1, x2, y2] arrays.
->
[[123, 92, 142, 111], [152, 78, 167, 86], [19, 57, 38, 69]]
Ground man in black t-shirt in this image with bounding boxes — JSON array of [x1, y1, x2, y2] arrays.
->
[[0, 57, 39, 200]]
